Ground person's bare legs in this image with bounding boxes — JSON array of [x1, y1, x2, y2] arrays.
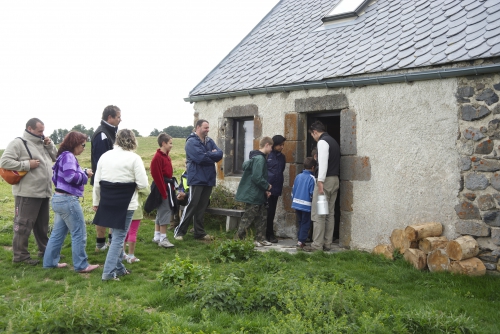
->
[[95, 225, 107, 251]]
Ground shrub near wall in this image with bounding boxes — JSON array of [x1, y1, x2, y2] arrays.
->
[[455, 74, 500, 272]]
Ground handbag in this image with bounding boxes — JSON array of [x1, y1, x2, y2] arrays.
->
[[0, 137, 32, 185]]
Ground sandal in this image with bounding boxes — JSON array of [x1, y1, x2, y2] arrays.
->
[[57, 263, 68, 268], [126, 256, 140, 263], [78, 264, 99, 273]]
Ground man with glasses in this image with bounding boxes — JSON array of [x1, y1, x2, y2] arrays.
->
[[0, 118, 57, 265]]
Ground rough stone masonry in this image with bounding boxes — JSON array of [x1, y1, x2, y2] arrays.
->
[[455, 74, 500, 273]]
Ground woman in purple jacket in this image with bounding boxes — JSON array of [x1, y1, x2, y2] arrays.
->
[[43, 131, 99, 273]]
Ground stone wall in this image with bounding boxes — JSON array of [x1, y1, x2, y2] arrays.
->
[[455, 74, 500, 272]]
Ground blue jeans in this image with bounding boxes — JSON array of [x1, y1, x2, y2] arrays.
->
[[296, 210, 311, 244], [102, 210, 134, 280], [43, 193, 89, 271]]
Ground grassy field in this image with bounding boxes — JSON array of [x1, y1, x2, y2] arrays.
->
[[0, 138, 500, 333]]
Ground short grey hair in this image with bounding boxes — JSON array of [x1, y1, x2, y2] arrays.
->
[[115, 129, 137, 151]]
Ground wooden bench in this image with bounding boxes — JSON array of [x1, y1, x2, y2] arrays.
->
[[205, 207, 245, 231]]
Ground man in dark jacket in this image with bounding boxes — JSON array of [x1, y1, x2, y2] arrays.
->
[[235, 137, 274, 247], [90, 105, 121, 252], [266, 135, 286, 243], [174, 119, 223, 241]]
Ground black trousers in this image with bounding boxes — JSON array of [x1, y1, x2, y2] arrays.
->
[[266, 195, 279, 239]]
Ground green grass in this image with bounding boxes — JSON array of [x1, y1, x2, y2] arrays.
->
[[0, 138, 500, 333]]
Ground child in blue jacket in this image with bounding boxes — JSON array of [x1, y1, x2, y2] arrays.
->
[[291, 157, 317, 250]]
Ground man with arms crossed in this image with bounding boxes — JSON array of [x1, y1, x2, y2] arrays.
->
[[304, 121, 340, 252], [91, 105, 121, 251], [0, 118, 57, 265], [174, 119, 223, 241]]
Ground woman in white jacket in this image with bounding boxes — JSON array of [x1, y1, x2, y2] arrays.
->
[[92, 129, 149, 281]]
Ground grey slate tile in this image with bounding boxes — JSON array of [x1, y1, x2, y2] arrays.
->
[[398, 54, 416, 67], [487, 10, 500, 23], [414, 43, 433, 57], [382, 41, 399, 55], [431, 43, 448, 55], [487, 19, 500, 31], [430, 25, 449, 39], [430, 52, 447, 64], [467, 12, 486, 26], [365, 60, 383, 72], [448, 47, 470, 62], [486, 35, 500, 47], [485, 26, 500, 39], [381, 56, 400, 70], [382, 47, 399, 62], [414, 52, 434, 66], [429, 9, 445, 22], [415, 36, 432, 49], [466, 37, 486, 51], [444, 4, 462, 17], [397, 47, 415, 60], [484, 0, 499, 8], [466, 20, 488, 35], [461, 0, 478, 9], [468, 43, 492, 58], [433, 36, 447, 47], [490, 43, 500, 56], [487, 3, 500, 15], [446, 39, 466, 54], [466, 28, 487, 42], [447, 22, 467, 37], [442, 0, 460, 10], [467, 4, 486, 19], [448, 30, 467, 45]]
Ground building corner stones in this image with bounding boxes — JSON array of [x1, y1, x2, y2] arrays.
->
[[455, 75, 500, 273]]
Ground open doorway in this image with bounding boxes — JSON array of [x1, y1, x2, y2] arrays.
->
[[306, 112, 341, 241]]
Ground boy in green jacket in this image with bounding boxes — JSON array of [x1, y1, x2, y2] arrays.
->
[[235, 137, 274, 247]]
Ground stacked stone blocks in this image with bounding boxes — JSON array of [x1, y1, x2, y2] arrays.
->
[[456, 76, 500, 272]]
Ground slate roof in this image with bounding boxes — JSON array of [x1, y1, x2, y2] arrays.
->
[[189, 0, 500, 97]]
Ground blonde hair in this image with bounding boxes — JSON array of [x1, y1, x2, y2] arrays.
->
[[115, 129, 137, 151], [259, 136, 273, 148]]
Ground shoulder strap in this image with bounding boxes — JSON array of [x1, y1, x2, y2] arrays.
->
[[16, 137, 32, 159]]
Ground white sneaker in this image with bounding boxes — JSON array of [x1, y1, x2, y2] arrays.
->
[[159, 238, 175, 248], [95, 244, 108, 252], [260, 240, 272, 246], [254, 241, 264, 247], [199, 234, 214, 241], [174, 236, 183, 241], [152, 238, 160, 244], [126, 256, 140, 263]]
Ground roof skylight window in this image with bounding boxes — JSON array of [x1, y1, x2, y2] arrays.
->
[[322, 0, 370, 22]]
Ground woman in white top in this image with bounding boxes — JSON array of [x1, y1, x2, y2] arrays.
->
[[92, 129, 149, 281]]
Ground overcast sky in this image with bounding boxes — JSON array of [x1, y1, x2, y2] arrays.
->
[[0, 0, 279, 149]]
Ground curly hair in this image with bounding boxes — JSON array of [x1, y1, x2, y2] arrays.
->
[[115, 129, 137, 151], [57, 131, 87, 157]]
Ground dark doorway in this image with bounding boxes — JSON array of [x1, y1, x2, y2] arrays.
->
[[306, 112, 341, 241]]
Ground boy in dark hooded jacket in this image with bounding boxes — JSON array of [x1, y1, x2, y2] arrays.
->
[[235, 137, 274, 247]]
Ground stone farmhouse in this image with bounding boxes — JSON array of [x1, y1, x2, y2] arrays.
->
[[183, 0, 500, 252]]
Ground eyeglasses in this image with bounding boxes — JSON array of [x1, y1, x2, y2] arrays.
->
[[81, 143, 86, 148]]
